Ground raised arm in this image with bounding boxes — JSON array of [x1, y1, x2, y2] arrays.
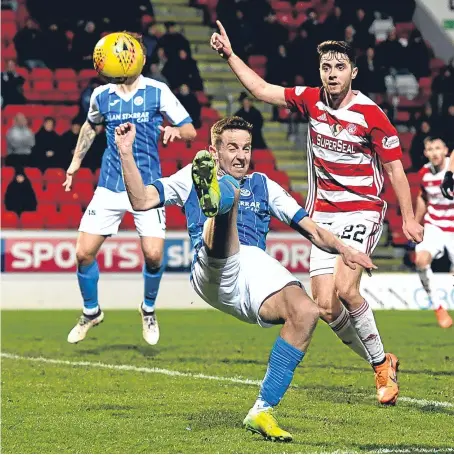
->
[[115, 122, 161, 211], [297, 216, 377, 273], [211, 20, 287, 107]]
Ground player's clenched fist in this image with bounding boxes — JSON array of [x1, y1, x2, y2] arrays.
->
[[210, 20, 233, 59], [115, 122, 136, 153]]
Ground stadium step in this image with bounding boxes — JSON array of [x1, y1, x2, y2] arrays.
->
[[154, 4, 204, 24], [198, 62, 234, 73], [182, 25, 212, 38], [156, 0, 189, 5], [199, 70, 239, 82], [196, 52, 224, 63], [263, 130, 288, 141], [191, 43, 214, 55]]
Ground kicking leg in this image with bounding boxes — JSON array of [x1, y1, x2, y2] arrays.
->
[[243, 285, 320, 441], [415, 250, 452, 328], [67, 232, 106, 343], [334, 257, 399, 405]]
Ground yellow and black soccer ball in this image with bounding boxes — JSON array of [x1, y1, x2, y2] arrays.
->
[[93, 32, 145, 82]]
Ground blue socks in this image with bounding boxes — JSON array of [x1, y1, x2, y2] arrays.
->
[[218, 175, 240, 215], [142, 263, 165, 312], [77, 260, 99, 315], [258, 337, 305, 408]]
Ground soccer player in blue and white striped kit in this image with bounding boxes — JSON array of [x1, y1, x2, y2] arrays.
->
[[64, 34, 196, 345], [115, 116, 376, 441]]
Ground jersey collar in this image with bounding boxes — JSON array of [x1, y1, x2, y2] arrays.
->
[[108, 75, 146, 102]]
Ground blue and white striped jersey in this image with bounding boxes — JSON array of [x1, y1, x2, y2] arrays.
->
[[153, 165, 308, 252], [87, 75, 192, 192]]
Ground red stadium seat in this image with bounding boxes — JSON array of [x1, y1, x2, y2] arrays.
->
[[248, 55, 267, 68], [15, 66, 29, 80], [24, 167, 43, 184], [78, 69, 98, 87], [253, 162, 276, 174], [2, 44, 17, 60], [54, 69, 77, 81], [268, 170, 290, 190], [271, 0, 292, 13], [2, 10, 16, 22], [76, 168, 94, 183], [45, 212, 70, 229], [1, 136, 7, 158], [37, 203, 58, 220], [166, 205, 186, 230], [160, 160, 179, 176], [1, 211, 19, 228], [430, 58, 445, 73], [57, 80, 79, 100], [253, 149, 275, 164], [395, 111, 410, 123], [21, 212, 45, 229], [33, 80, 54, 92], [56, 105, 79, 119], [40, 182, 65, 203], [195, 91, 209, 106], [401, 151, 412, 170], [44, 168, 66, 183], [1, 22, 17, 40], [399, 132, 414, 152], [289, 190, 304, 206], [2, 167, 15, 185], [69, 182, 94, 206], [201, 107, 220, 121], [55, 119, 71, 135], [60, 203, 83, 228], [30, 68, 53, 81]]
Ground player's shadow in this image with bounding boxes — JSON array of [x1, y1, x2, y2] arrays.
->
[[417, 404, 454, 416], [77, 343, 163, 357]]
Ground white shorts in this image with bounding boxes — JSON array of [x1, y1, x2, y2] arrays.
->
[[415, 223, 454, 263], [191, 244, 301, 327], [79, 187, 166, 237], [310, 212, 383, 278]]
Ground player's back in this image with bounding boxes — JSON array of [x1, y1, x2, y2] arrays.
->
[[88, 75, 191, 193], [285, 86, 403, 224], [419, 161, 454, 231]]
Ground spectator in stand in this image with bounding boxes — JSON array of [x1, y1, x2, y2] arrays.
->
[[406, 30, 431, 79], [431, 65, 454, 116], [409, 120, 431, 170], [5, 113, 35, 169], [42, 23, 69, 69], [343, 25, 356, 48], [368, 11, 394, 43], [411, 103, 437, 132], [163, 49, 203, 92], [289, 27, 314, 83], [159, 21, 191, 61], [266, 44, 293, 87], [440, 104, 454, 150], [302, 9, 323, 47], [259, 13, 289, 56], [355, 47, 386, 97], [4, 173, 37, 216], [1, 60, 26, 106], [71, 21, 99, 70], [154, 47, 168, 72], [176, 84, 201, 129], [351, 8, 374, 50], [60, 120, 82, 158], [376, 28, 407, 72], [143, 23, 160, 60], [13, 18, 47, 69], [235, 92, 267, 149], [146, 62, 169, 85], [31, 117, 62, 170], [78, 77, 101, 119], [322, 6, 345, 41]]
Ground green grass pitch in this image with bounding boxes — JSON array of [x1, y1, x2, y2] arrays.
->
[[1, 309, 454, 453]]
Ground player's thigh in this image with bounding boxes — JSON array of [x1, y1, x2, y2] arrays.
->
[[415, 224, 445, 264], [132, 206, 166, 238], [310, 273, 341, 321], [76, 232, 106, 264], [139, 236, 165, 266], [333, 255, 363, 304], [79, 187, 126, 236]]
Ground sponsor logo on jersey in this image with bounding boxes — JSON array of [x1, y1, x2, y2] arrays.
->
[[317, 113, 327, 122], [330, 123, 344, 137], [109, 99, 120, 107], [240, 188, 251, 197], [239, 200, 260, 212], [106, 111, 150, 123], [382, 135, 400, 149], [316, 134, 355, 154], [134, 96, 144, 106], [346, 123, 357, 134]]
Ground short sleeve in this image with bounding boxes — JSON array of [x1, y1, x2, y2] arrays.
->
[[87, 89, 104, 125], [152, 164, 193, 207], [284, 86, 309, 113], [159, 84, 192, 127], [265, 175, 308, 225], [370, 109, 403, 163]]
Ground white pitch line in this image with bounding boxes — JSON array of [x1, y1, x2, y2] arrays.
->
[[2, 352, 454, 410], [374, 449, 454, 454]]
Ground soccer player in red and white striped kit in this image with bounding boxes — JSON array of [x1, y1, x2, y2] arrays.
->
[[415, 137, 453, 328], [211, 24, 424, 405]]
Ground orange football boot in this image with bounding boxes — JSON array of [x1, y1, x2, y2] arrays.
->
[[435, 307, 453, 329], [374, 353, 399, 405]]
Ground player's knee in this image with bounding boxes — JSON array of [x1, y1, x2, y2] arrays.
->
[[285, 291, 319, 329], [317, 303, 337, 323], [75, 247, 96, 266], [335, 283, 359, 305], [415, 253, 431, 269], [143, 248, 163, 269]]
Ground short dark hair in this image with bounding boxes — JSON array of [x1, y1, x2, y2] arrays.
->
[[317, 40, 356, 66], [210, 116, 253, 148], [122, 31, 146, 55], [43, 116, 55, 124], [423, 136, 446, 147]]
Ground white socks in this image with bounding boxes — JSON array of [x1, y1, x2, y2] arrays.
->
[[417, 266, 445, 310], [83, 305, 100, 316], [349, 300, 385, 365], [329, 305, 372, 363]]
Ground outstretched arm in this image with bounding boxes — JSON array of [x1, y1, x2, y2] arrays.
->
[[115, 122, 160, 211], [210, 20, 287, 106], [297, 216, 377, 273]]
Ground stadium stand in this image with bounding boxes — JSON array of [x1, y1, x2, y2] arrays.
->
[[1, 0, 453, 271]]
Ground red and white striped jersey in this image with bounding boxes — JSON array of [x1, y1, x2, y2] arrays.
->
[[419, 160, 454, 232], [285, 86, 402, 223]]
